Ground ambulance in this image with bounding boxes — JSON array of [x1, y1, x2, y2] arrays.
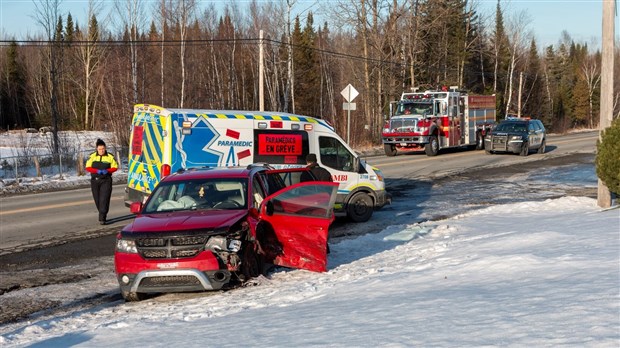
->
[[124, 104, 390, 222]]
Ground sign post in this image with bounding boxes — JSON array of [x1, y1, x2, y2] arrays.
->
[[341, 84, 359, 144]]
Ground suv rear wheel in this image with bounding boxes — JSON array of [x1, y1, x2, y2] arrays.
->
[[537, 139, 546, 154]]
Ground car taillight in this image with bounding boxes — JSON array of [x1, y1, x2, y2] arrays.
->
[[161, 164, 171, 178]]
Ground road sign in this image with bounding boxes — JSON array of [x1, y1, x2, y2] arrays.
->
[[341, 84, 359, 102], [340, 84, 358, 144], [343, 103, 356, 111]]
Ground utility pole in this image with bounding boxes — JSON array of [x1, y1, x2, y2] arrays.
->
[[259, 30, 264, 111], [517, 72, 523, 118], [598, 0, 614, 208]]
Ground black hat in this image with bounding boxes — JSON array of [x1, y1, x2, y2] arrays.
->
[[96, 138, 106, 147], [306, 153, 317, 163]]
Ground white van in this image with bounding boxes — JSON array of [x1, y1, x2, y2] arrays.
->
[[125, 104, 389, 222]]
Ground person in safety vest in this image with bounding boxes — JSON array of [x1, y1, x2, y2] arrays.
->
[[85, 139, 118, 224]]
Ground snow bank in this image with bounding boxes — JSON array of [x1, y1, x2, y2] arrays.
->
[[1, 196, 618, 347]]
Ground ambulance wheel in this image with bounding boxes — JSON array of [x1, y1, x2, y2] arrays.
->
[[384, 144, 397, 156], [425, 135, 439, 156], [347, 193, 374, 223], [475, 132, 485, 150]]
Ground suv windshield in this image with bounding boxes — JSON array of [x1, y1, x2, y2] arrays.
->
[[495, 122, 527, 133], [144, 178, 248, 213]]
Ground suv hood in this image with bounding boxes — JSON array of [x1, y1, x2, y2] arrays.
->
[[124, 210, 247, 232]]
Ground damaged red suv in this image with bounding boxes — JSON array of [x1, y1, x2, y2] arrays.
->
[[115, 164, 338, 301]]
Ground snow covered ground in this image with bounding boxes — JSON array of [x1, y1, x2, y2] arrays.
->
[[1, 196, 618, 347]]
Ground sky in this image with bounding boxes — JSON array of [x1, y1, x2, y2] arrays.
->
[[0, 195, 618, 347], [0, 0, 614, 50]]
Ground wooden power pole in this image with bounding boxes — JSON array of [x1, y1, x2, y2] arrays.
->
[[598, 0, 615, 208]]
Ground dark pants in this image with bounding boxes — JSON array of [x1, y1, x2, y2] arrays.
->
[[91, 176, 112, 222]]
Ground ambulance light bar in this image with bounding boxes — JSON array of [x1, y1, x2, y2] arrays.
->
[[304, 124, 313, 131], [182, 121, 192, 135]]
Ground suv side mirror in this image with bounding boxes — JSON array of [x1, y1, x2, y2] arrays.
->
[[130, 201, 143, 214], [266, 201, 274, 216]]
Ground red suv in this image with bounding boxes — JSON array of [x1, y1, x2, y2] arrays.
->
[[115, 164, 338, 301]]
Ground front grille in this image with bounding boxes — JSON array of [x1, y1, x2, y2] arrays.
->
[[142, 249, 167, 258], [136, 235, 209, 260], [140, 275, 201, 287], [491, 135, 508, 150], [493, 136, 507, 144]]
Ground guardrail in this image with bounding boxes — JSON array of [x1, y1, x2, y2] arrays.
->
[[0, 147, 128, 180]]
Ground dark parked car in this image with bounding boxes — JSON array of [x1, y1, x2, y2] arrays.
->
[[484, 118, 546, 156], [115, 164, 338, 301]]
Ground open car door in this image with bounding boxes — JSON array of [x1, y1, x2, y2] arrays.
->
[[259, 181, 338, 272]]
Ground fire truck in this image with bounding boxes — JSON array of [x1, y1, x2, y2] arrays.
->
[[381, 88, 496, 156]]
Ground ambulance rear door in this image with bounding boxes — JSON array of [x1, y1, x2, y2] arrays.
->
[[127, 106, 171, 199]]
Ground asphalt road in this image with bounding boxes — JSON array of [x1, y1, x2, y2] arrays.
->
[[0, 131, 599, 255]]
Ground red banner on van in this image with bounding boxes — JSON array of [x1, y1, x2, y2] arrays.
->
[[258, 134, 302, 156]]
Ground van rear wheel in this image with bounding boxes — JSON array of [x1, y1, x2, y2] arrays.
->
[[347, 193, 374, 223], [384, 144, 397, 156]]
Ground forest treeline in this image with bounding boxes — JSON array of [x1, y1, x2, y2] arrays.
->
[[1, 0, 618, 151]]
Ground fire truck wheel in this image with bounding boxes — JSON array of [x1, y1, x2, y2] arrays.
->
[[520, 142, 529, 156], [425, 135, 439, 156], [475, 132, 485, 150], [347, 193, 374, 223], [384, 144, 397, 156]]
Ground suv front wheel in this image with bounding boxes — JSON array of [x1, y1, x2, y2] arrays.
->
[[520, 142, 529, 156]]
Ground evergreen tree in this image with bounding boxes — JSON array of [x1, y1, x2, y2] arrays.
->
[[596, 117, 620, 194], [1, 41, 30, 129], [522, 39, 546, 122], [66, 13, 75, 43], [490, 0, 510, 118], [292, 12, 319, 116]]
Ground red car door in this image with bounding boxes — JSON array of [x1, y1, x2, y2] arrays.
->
[[259, 181, 338, 272]]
